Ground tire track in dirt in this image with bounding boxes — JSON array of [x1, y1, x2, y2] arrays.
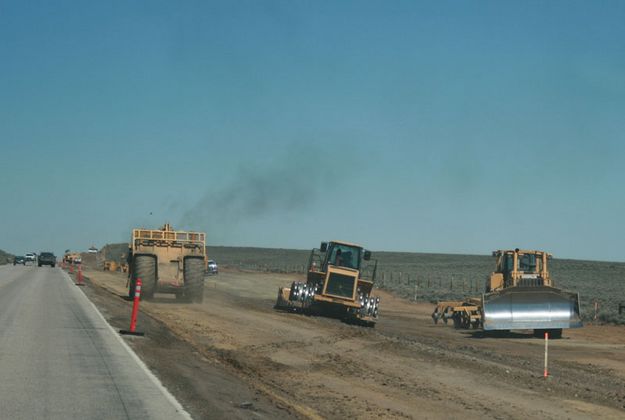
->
[[82, 268, 625, 419]]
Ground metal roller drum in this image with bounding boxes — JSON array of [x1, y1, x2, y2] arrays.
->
[[482, 286, 582, 331]]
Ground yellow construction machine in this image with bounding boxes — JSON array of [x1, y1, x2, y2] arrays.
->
[[432, 249, 582, 338], [275, 241, 380, 326], [103, 261, 118, 271], [126, 223, 207, 302], [63, 252, 82, 264]]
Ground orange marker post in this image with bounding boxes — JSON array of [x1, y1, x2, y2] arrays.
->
[[120, 279, 145, 336], [75, 265, 85, 286], [543, 332, 549, 378]]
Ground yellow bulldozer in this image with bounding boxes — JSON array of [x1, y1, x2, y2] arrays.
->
[[432, 249, 582, 338], [126, 223, 207, 302], [275, 240, 380, 326]]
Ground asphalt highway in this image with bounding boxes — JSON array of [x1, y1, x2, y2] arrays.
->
[[0, 265, 191, 419]]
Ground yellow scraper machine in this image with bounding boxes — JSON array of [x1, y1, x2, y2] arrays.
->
[[126, 223, 207, 303], [275, 240, 380, 326], [432, 249, 582, 338]]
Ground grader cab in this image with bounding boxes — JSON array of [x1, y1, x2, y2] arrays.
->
[[433, 249, 582, 337], [275, 240, 380, 325], [126, 223, 206, 302]]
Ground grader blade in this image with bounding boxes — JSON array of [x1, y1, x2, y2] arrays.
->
[[482, 286, 582, 331]]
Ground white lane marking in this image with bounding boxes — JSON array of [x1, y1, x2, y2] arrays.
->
[[60, 269, 193, 419]]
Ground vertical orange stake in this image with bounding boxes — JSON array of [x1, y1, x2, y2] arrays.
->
[[120, 279, 145, 336], [75, 265, 85, 286], [544, 332, 549, 378]]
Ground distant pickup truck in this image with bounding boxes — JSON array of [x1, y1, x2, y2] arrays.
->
[[38, 252, 56, 267], [207, 260, 218, 275]]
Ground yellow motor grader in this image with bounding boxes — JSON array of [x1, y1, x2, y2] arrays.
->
[[432, 249, 582, 338], [126, 223, 206, 302], [275, 240, 380, 326]]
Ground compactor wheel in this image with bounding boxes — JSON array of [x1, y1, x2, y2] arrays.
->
[[442, 306, 453, 325], [184, 257, 205, 303], [431, 309, 440, 324], [133, 255, 156, 300], [452, 313, 462, 329], [462, 312, 471, 329], [453, 312, 471, 329]]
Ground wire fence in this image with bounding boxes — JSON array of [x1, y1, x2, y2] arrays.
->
[[227, 262, 483, 301], [97, 243, 625, 323]]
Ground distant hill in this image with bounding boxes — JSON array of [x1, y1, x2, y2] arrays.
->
[[97, 243, 129, 265], [0, 249, 14, 265]]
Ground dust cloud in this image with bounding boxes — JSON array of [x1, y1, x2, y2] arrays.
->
[[180, 145, 349, 239]]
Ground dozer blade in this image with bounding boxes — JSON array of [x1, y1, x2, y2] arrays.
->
[[274, 287, 293, 310], [482, 286, 582, 331]]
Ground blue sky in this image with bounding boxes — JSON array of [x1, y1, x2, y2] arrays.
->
[[1, 1, 624, 261]]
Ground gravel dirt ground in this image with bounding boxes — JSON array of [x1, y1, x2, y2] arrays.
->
[[78, 266, 625, 419]]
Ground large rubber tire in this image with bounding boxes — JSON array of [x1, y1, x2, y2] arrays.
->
[[184, 257, 205, 303], [133, 255, 156, 300], [128, 278, 135, 299]]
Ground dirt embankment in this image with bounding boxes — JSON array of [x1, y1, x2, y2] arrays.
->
[[81, 267, 625, 419], [0, 249, 14, 265]]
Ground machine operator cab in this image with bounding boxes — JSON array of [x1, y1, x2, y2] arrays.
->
[[490, 249, 552, 291], [320, 241, 371, 272]]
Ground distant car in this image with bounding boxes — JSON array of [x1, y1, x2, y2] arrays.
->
[[207, 260, 218, 275], [38, 252, 56, 267], [13, 256, 25, 265], [25, 253, 36, 263]]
